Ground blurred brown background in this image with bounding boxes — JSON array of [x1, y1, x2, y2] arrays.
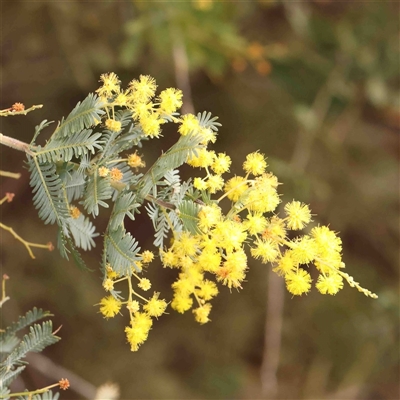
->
[[0, 1, 399, 399]]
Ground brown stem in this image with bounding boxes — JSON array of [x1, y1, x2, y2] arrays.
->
[[0, 133, 33, 155]]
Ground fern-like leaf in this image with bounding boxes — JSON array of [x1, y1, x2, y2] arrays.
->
[[57, 230, 89, 271], [51, 93, 104, 139], [0, 386, 10, 399], [82, 172, 112, 217], [35, 129, 102, 163], [178, 200, 201, 235], [139, 133, 204, 197], [105, 226, 141, 276], [0, 365, 26, 389], [31, 120, 54, 146], [64, 170, 86, 202], [109, 192, 141, 232], [197, 111, 221, 131], [2, 322, 60, 370], [0, 308, 52, 344], [27, 157, 69, 225], [67, 215, 98, 251]]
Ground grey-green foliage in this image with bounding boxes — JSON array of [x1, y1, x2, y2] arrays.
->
[[26, 93, 219, 277], [0, 308, 59, 395]]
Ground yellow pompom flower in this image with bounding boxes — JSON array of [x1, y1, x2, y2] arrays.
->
[[127, 300, 140, 313], [285, 269, 312, 295], [193, 177, 208, 191], [316, 274, 344, 295], [143, 292, 168, 317], [284, 201, 312, 230], [206, 174, 224, 194], [105, 118, 122, 132], [211, 153, 231, 175], [159, 88, 183, 115], [140, 113, 163, 138], [138, 278, 152, 291], [131, 102, 153, 121], [196, 280, 219, 301], [197, 249, 221, 273], [262, 216, 286, 243], [179, 114, 199, 136], [99, 296, 122, 319], [98, 166, 110, 177], [244, 185, 280, 213], [125, 312, 153, 351], [311, 225, 342, 254], [273, 252, 295, 276], [251, 238, 279, 263], [128, 152, 146, 169], [114, 91, 128, 106], [187, 149, 215, 168], [141, 250, 154, 263], [102, 278, 114, 292], [289, 236, 317, 266], [128, 75, 157, 104], [244, 212, 267, 235], [199, 127, 217, 144], [69, 206, 81, 219], [224, 176, 249, 202], [198, 204, 222, 232], [193, 303, 212, 324], [161, 249, 179, 268], [110, 167, 123, 182], [243, 152, 267, 176], [97, 72, 121, 97], [173, 232, 199, 257], [171, 294, 193, 313]]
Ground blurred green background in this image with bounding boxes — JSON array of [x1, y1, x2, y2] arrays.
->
[[0, 1, 398, 399]]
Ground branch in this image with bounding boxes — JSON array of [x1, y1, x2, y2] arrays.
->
[[0, 133, 33, 155], [0, 104, 43, 117], [0, 170, 21, 179], [0, 222, 53, 259]]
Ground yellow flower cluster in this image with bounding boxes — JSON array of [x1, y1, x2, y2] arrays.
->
[[96, 73, 183, 139], [99, 252, 168, 352], [159, 146, 377, 324], [93, 73, 376, 352]]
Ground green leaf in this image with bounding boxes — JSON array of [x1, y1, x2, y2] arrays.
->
[[0, 365, 26, 389], [105, 226, 141, 276], [1, 322, 60, 370], [0, 308, 52, 344], [27, 157, 69, 225], [139, 132, 204, 197], [178, 200, 201, 235], [63, 170, 86, 202], [58, 230, 89, 271], [35, 129, 102, 163], [109, 191, 141, 232], [50, 93, 105, 139], [82, 171, 112, 217], [31, 120, 54, 146], [67, 215, 99, 251]]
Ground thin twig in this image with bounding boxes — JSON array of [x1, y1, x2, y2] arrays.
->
[[25, 353, 97, 400], [0, 222, 52, 259], [0, 104, 43, 117], [0, 170, 21, 179]]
